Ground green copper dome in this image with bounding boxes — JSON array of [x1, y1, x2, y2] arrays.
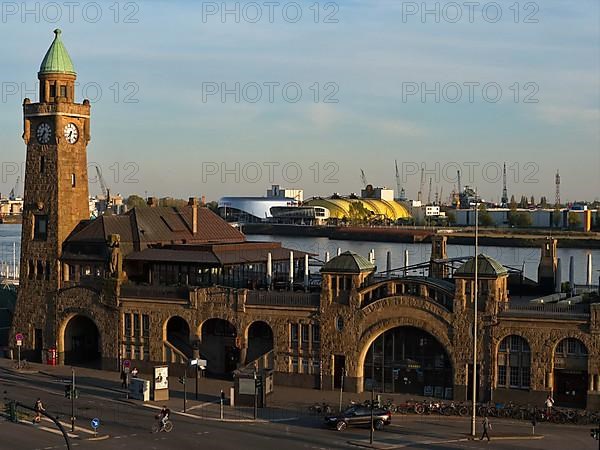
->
[[39, 29, 76, 76]]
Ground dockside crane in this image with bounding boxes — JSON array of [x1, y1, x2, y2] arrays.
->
[[427, 177, 432, 205], [394, 160, 406, 200], [360, 169, 368, 188], [417, 168, 425, 203]]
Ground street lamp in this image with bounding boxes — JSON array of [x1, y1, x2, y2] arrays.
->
[[470, 194, 479, 437], [253, 369, 258, 420]]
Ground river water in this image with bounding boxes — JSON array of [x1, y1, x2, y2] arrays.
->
[[1, 225, 598, 285]]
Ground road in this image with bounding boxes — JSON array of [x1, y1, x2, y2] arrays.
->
[[1, 368, 597, 450]]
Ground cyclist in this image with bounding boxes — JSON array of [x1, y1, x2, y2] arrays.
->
[[33, 398, 45, 423], [158, 406, 171, 431]]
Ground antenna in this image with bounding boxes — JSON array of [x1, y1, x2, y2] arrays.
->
[[555, 170, 561, 206], [501, 163, 508, 207]]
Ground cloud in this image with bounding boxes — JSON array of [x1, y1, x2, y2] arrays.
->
[[535, 105, 600, 126], [367, 119, 425, 137]]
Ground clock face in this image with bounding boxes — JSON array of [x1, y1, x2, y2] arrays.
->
[[64, 123, 79, 144], [36, 123, 52, 144]]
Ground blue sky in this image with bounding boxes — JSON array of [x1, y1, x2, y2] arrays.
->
[[0, 0, 598, 203]]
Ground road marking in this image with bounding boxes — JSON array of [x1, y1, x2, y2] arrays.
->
[[19, 419, 79, 439], [187, 400, 218, 411], [41, 417, 95, 434]]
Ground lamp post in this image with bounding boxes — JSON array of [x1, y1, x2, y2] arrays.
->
[[253, 369, 258, 420], [370, 340, 375, 445], [470, 194, 479, 437]]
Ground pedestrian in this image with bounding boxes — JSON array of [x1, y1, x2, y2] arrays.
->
[[545, 393, 554, 417], [480, 416, 491, 442], [33, 398, 45, 424], [131, 367, 139, 378], [120, 369, 127, 388]]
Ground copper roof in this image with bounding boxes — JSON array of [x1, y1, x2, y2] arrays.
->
[[66, 206, 245, 249]]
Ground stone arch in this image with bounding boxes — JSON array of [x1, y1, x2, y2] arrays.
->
[[163, 315, 191, 342], [200, 318, 238, 375], [245, 321, 274, 364], [358, 321, 454, 398], [552, 336, 589, 408], [58, 312, 101, 367], [357, 315, 454, 380]]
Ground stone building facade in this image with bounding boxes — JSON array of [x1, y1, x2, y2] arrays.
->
[[10, 30, 600, 412]]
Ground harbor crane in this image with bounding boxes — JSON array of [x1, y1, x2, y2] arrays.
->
[[417, 168, 425, 202], [360, 169, 368, 188]]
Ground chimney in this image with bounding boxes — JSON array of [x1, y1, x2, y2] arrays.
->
[[201, 195, 206, 206], [147, 197, 158, 207], [189, 197, 199, 235]]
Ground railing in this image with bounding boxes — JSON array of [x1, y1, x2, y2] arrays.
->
[[359, 278, 454, 312], [500, 302, 590, 319], [246, 290, 320, 308], [62, 276, 105, 291], [237, 349, 275, 375], [163, 340, 189, 364], [120, 283, 189, 301]]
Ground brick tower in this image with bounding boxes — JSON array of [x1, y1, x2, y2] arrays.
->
[[11, 29, 91, 359]]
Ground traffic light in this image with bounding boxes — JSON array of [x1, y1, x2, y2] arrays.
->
[[178, 376, 185, 385], [65, 384, 72, 399]]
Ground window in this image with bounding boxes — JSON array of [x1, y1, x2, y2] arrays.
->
[[556, 338, 587, 357], [124, 313, 132, 337], [335, 316, 344, 332], [301, 324, 309, 344], [50, 84, 56, 98], [291, 357, 299, 373], [134, 314, 140, 338], [33, 215, 48, 241], [497, 335, 530, 389], [36, 260, 44, 280], [312, 324, 320, 344], [71, 174, 76, 187], [142, 315, 150, 338], [60, 85, 67, 97], [290, 323, 299, 346], [40, 156, 45, 174], [302, 358, 309, 374], [312, 359, 321, 375]]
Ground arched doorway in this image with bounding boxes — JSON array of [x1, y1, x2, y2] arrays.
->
[[165, 316, 192, 358], [554, 338, 588, 408], [363, 326, 453, 399], [64, 315, 100, 367], [246, 321, 274, 363], [201, 319, 238, 376]]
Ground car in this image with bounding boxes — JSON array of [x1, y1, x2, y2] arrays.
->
[[324, 406, 392, 431]]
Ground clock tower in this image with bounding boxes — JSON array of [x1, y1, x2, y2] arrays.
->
[[11, 29, 91, 358]]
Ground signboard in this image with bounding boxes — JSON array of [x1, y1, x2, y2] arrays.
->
[[15, 333, 23, 346], [154, 366, 169, 390], [239, 378, 255, 395], [91, 418, 100, 429], [123, 359, 131, 369]]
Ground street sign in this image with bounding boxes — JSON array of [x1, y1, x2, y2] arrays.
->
[[123, 359, 131, 369], [91, 418, 100, 429], [15, 333, 23, 346]]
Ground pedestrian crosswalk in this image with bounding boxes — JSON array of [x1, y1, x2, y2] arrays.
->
[[18, 416, 98, 440]]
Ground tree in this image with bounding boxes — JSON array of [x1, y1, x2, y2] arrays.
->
[[206, 201, 219, 213], [126, 194, 146, 209], [348, 201, 371, 225], [159, 197, 188, 208], [539, 196, 548, 208], [552, 208, 562, 227], [509, 195, 517, 209], [478, 204, 494, 227], [567, 212, 581, 229], [508, 210, 532, 227], [446, 211, 456, 226], [530, 195, 535, 206], [518, 195, 528, 208]]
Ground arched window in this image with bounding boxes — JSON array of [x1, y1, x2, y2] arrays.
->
[[497, 335, 530, 389], [555, 338, 587, 358]]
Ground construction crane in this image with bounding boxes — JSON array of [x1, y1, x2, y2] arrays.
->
[[394, 160, 406, 200], [427, 177, 432, 205], [501, 163, 508, 207], [417, 167, 425, 203], [439, 186, 444, 206], [8, 176, 20, 200], [457, 170, 462, 196], [96, 166, 111, 204], [360, 169, 368, 188]]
